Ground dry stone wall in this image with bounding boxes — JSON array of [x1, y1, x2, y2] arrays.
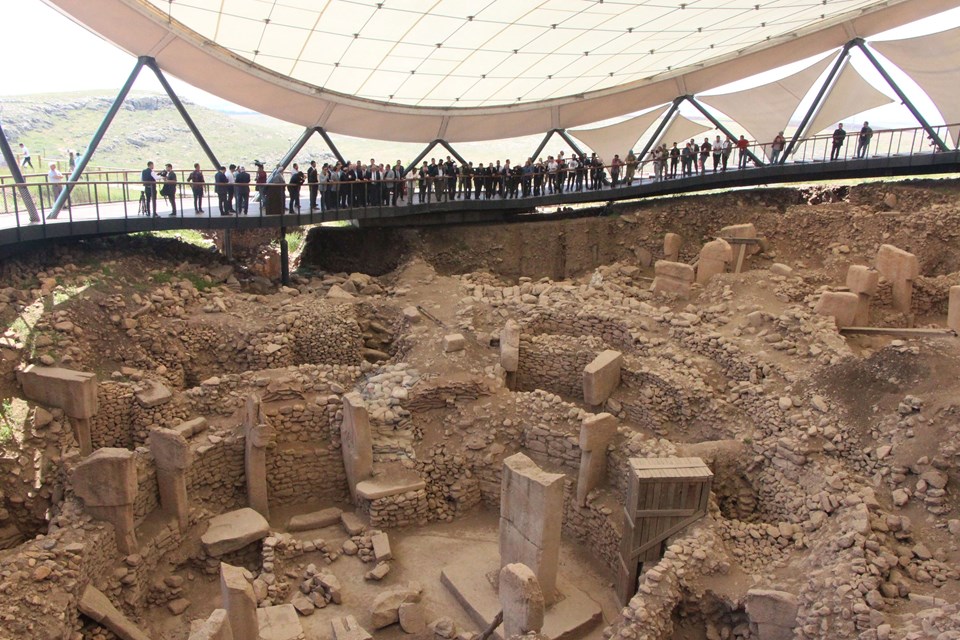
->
[[516, 334, 605, 398]]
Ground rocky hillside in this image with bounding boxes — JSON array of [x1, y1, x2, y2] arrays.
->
[[0, 91, 334, 172]]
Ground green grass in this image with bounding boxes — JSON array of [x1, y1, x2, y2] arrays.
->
[[183, 273, 216, 292], [152, 271, 174, 284], [133, 229, 213, 248], [0, 398, 26, 446], [285, 230, 304, 254]]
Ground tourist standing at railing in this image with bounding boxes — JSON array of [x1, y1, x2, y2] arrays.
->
[[68, 151, 76, 173], [214, 166, 230, 216], [681, 142, 693, 177], [721, 136, 733, 172], [187, 163, 205, 215], [18, 143, 33, 169], [576, 154, 587, 191], [235, 165, 251, 215], [856, 122, 873, 159], [737, 135, 750, 169], [327, 164, 340, 210], [307, 160, 319, 212], [225, 164, 237, 213], [444, 157, 457, 201], [141, 161, 158, 217], [711, 136, 723, 173], [830, 124, 846, 161], [47, 162, 64, 202], [254, 162, 267, 206], [383, 163, 397, 207], [699, 138, 711, 174], [287, 163, 304, 213], [668, 144, 679, 179], [771, 132, 786, 164], [160, 163, 178, 216], [610, 154, 622, 188], [623, 150, 636, 186]]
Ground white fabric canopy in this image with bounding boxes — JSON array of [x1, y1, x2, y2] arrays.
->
[[700, 55, 834, 159], [873, 28, 960, 146], [569, 107, 667, 164], [807, 63, 894, 136], [650, 114, 713, 155]]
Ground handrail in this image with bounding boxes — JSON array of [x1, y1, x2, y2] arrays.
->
[[0, 122, 957, 233]]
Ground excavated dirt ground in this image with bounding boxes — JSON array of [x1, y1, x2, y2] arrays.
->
[[1, 177, 960, 640]]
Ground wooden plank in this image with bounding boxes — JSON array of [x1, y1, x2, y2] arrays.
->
[[734, 244, 747, 274], [840, 326, 955, 338], [635, 508, 698, 517]]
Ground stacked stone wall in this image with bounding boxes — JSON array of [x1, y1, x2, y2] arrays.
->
[[186, 439, 246, 512], [90, 382, 136, 449], [516, 334, 604, 398]]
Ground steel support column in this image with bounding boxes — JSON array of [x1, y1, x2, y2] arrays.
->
[[279, 227, 290, 286], [315, 127, 347, 166], [855, 41, 949, 152], [437, 140, 469, 166], [404, 140, 440, 176], [555, 129, 585, 158], [684, 96, 765, 166], [529, 130, 555, 162], [781, 42, 855, 163], [269, 127, 315, 183], [637, 100, 682, 163], [0, 121, 39, 222], [49, 57, 146, 218], [144, 58, 221, 169]]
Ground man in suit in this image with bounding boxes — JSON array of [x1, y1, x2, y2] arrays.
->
[[234, 165, 251, 215], [287, 163, 304, 212], [367, 163, 383, 207], [141, 161, 158, 217], [214, 166, 230, 215], [307, 160, 319, 211]]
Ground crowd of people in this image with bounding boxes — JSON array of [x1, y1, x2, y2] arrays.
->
[[131, 121, 880, 216]]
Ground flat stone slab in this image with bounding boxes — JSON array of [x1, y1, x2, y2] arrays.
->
[[79, 585, 152, 640], [201, 508, 269, 556], [17, 364, 98, 418], [257, 604, 304, 640], [288, 507, 343, 532], [441, 547, 600, 640], [135, 379, 172, 408], [332, 615, 373, 640], [356, 470, 426, 500], [341, 511, 367, 536], [371, 531, 392, 562]]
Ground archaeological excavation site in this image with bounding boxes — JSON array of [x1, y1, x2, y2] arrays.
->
[[1, 179, 959, 640]]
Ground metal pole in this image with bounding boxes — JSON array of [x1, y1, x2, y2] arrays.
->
[[781, 42, 855, 163], [437, 140, 469, 166], [145, 58, 222, 169], [0, 121, 39, 222], [223, 229, 233, 260], [637, 100, 681, 164], [279, 227, 290, 286], [269, 127, 315, 183], [315, 127, 347, 166], [684, 96, 765, 166], [49, 57, 146, 218], [529, 130, 557, 162], [855, 41, 949, 152], [556, 129, 586, 157], [404, 140, 439, 176]]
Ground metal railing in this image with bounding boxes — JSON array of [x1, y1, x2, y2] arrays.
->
[[0, 123, 957, 235]]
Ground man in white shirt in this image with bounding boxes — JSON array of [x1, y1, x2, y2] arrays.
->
[[19, 143, 33, 169], [226, 164, 237, 213]]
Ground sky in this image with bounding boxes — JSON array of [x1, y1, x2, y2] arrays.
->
[[2, 1, 960, 135]]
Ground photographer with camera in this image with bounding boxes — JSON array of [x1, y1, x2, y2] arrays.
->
[[159, 163, 178, 217]]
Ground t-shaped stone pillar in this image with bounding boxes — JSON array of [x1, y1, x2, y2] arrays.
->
[[341, 392, 374, 503], [696, 238, 733, 285], [875, 244, 919, 314], [814, 291, 859, 328], [846, 265, 880, 326], [576, 413, 618, 506], [949, 286, 960, 334], [651, 261, 695, 297], [500, 453, 564, 606], [72, 448, 138, 554], [583, 350, 623, 406], [663, 233, 682, 262], [17, 365, 97, 456], [243, 395, 275, 520], [148, 427, 192, 533], [499, 563, 545, 639], [220, 563, 258, 640]]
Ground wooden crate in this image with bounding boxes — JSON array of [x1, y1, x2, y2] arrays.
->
[[616, 457, 713, 604]]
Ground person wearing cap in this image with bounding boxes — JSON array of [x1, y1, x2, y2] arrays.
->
[[47, 162, 64, 200]]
